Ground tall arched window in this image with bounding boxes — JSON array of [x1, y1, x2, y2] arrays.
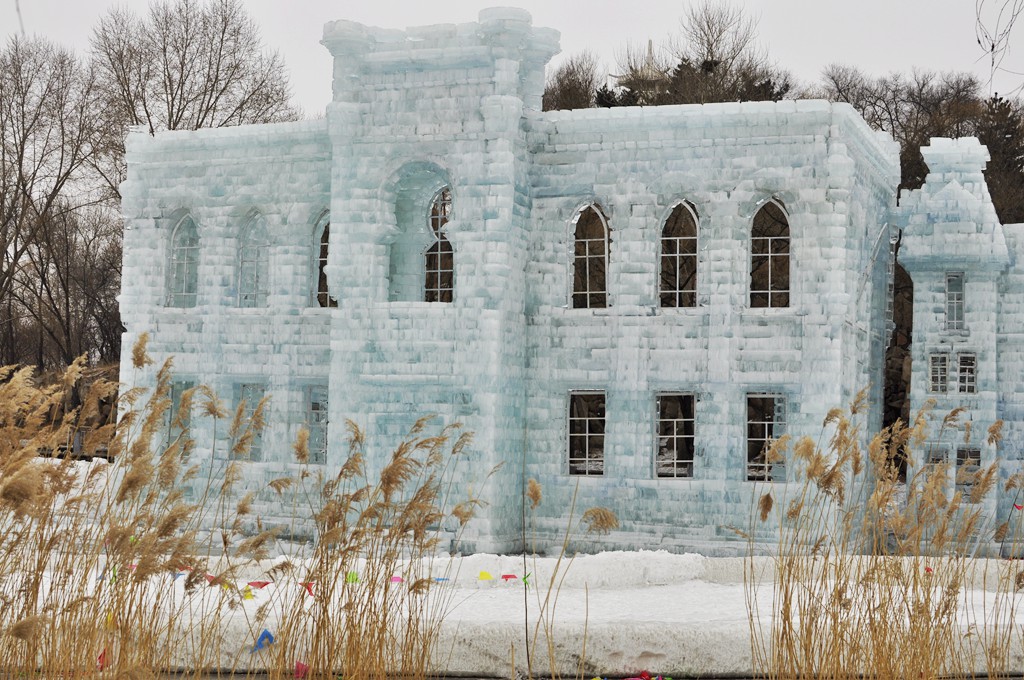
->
[[314, 214, 337, 308], [424, 187, 454, 303], [660, 202, 698, 308], [572, 205, 609, 308], [167, 214, 199, 307], [238, 213, 269, 307], [750, 199, 790, 308]]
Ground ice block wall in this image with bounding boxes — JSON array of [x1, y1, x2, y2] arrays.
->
[[900, 138, 1012, 547], [118, 8, 922, 553], [522, 102, 899, 551]]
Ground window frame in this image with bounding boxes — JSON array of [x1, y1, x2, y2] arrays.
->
[[232, 382, 266, 461], [312, 212, 337, 308], [166, 214, 199, 308], [238, 214, 270, 308], [656, 392, 696, 479], [929, 353, 949, 393], [746, 393, 786, 482], [945, 272, 965, 331], [659, 201, 699, 308], [749, 198, 791, 309], [568, 390, 606, 477], [424, 187, 454, 303], [305, 384, 329, 465], [957, 353, 977, 394], [571, 205, 610, 309], [955, 446, 981, 502], [166, 379, 195, 449]]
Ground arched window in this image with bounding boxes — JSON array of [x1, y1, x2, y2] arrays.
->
[[659, 202, 698, 307], [238, 213, 269, 307], [314, 215, 337, 308], [167, 214, 199, 307], [750, 199, 790, 308], [572, 205, 609, 308], [424, 187, 454, 303]]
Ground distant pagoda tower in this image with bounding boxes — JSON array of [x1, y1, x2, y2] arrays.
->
[[611, 39, 670, 104]]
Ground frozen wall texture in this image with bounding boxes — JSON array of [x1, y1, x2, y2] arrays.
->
[[899, 138, 1020, 552], [119, 8, 1009, 554]]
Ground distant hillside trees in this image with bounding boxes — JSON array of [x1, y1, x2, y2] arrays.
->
[[0, 0, 297, 371], [0, 37, 103, 367], [545, 1, 790, 111], [815, 66, 1024, 223], [90, 0, 298, 200], [542, 51, 601, 112]]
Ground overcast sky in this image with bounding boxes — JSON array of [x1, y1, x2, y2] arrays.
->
[[2, 0, 1021, 115]]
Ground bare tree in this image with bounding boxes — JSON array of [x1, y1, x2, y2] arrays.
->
[[976, 0, 1024, 96], [12, 206, 122, 368], [543, 51, 602, 111], [609, 0, 790, 106], [815, 66, 985, 192], [90, 0, 299, 198], [0, 36, 100, 366]]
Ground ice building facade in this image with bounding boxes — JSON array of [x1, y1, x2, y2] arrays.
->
[[118, 8, 1018, 554]]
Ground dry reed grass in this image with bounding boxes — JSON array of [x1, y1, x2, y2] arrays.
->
[[746, 389, 1024, 679], [0, 336, 477, 678], [519, 478, 619, 680]]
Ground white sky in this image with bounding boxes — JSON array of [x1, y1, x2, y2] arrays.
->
[[2, 0, 1021, 115]]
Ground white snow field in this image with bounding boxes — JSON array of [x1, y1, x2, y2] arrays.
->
[[69, 550, 1024, 677]]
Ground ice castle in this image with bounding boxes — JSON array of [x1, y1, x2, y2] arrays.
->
[[118, 8, 1024, 554]]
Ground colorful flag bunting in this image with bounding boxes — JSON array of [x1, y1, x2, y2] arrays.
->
[[302, 582, 315, 597], [479, 571, 493, 581], [295, 661, 309, 679], [97, 648, 109, 671], [248, 580, 271, 588], [345, 571, 360, 584]]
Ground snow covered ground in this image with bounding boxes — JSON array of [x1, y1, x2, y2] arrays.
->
[[152, 550, 754, 677], [117, 549, 1023, 677]]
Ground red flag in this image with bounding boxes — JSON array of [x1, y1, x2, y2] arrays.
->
[[1015, 504, 1023, 511], [301, 582, 314, 597], [295, 661, 309, 679], [248, 580, 272, 589], [97, 648, 109, 671]]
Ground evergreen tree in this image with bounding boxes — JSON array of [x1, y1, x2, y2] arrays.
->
[[978, 96, 1024, 224]]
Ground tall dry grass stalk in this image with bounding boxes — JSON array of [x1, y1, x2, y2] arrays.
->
[[746, 389, 1024, 679], [520, 478, 619, 680], [0, 336, 475, 678]]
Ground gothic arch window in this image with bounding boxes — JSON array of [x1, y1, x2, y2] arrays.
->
[[750, 198, 790, 308], [313, 213, 337, 308], [167, 214, 199, 307], [572, 205, 609, 308], [424, 187, 454, 303], [238, 212, 269, 307], [660, 201, 698, 308]]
